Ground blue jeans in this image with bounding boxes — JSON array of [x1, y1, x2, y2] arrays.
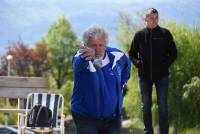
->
[[72, 112, 121, 134], [139, 76, 169, 134]]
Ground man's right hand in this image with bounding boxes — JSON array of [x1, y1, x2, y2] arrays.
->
[[136, 60, 142, 68], [77, 45, 95, 60]]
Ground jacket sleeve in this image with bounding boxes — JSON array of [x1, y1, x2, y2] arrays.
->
[[72, 52, 89, 73], [165, 30, 177, 68], [120, 54, 131, 89], [129, 32, 142, 68]]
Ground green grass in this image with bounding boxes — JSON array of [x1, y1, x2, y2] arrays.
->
[[183, 128, 200, 134]]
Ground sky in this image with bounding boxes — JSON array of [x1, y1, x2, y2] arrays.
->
[[0, 0, 200, 56]]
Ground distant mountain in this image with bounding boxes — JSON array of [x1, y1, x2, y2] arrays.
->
[[0, 0, 200, 56]]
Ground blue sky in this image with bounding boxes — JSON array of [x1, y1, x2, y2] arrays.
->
[[0, 0, 200, 56]]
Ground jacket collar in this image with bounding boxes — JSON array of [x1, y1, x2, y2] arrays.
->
[[105, 48, 124, 69], [146, 25, 160, 31]]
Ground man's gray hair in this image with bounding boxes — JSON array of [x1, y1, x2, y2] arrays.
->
[[83, 26, 108, 45]]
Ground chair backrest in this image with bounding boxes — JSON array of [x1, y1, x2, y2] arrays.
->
[[25, 93, 64, 128]]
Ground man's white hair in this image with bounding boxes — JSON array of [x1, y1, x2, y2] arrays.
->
[[83, 25, 108, 46]]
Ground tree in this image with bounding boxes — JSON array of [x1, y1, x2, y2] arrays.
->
[[167, 23, 200, 132], [44, 15, 77, 89], [0, 40, 33, 76], [0, 56, 7, 76], [116, 12, 143, 121], [0, 40, 50, 77], [32, 42, 50, 76], [115, 12, 141, 53]]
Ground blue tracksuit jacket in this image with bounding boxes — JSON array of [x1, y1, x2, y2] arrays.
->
[[71, 47, 131, 118]]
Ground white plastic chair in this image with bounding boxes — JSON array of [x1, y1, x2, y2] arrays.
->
[[19, 93, 65, 134]]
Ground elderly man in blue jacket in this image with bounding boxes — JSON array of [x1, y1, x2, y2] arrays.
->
[[71, 26, 131, 134]]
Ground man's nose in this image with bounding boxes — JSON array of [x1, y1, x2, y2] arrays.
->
[[95, 49, 100, 55], [95, 46, 100, 51]]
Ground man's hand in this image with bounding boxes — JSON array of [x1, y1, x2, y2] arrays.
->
[[122, 83, 128, 96], [136, 60, 142, 68], [77, 45, 95, 60]]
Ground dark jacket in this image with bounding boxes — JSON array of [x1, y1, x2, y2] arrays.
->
[[129, 25, 177, 80]]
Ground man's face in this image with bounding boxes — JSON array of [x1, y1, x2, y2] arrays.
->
[[87, 37, 106, 58], [145, 13, 159, 29]]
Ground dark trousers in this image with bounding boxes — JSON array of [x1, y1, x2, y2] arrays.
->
[[72, 112, 121, 134], [139, 76, 169, 134]]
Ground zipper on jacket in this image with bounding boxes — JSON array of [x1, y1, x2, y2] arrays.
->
[[150, 29, 153, 80]]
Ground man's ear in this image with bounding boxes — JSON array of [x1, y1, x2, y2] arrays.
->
[[144, 16, 148, 22]]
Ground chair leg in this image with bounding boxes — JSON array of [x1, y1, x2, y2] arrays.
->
[[20, 127, 25, 134]]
